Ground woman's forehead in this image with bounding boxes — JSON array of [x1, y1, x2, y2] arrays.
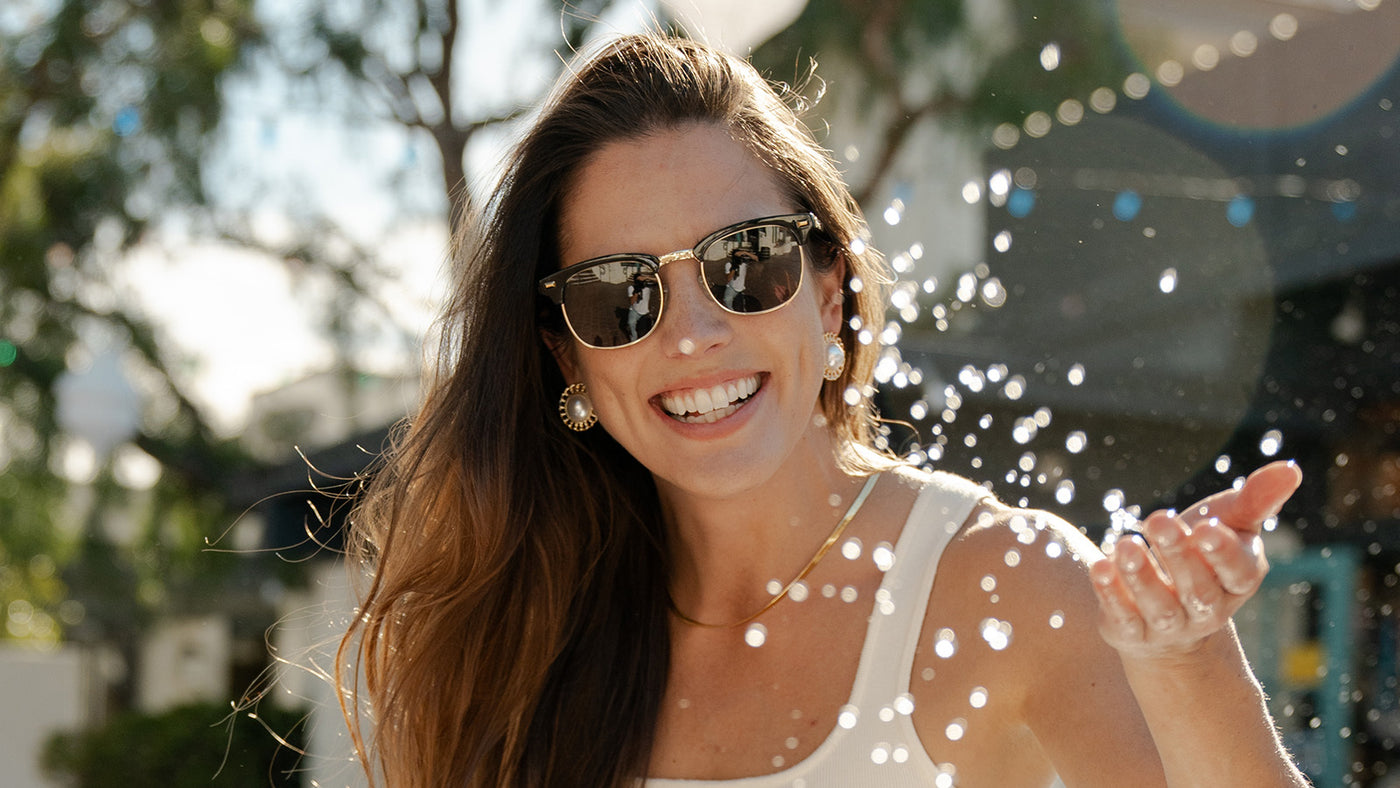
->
[[556, 124, 794, 265]]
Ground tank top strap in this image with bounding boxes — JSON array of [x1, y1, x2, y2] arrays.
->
[[845, 470, 992, 720]]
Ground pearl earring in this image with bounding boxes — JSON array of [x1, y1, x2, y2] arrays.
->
[[559, 382, 597, 431], [822, 332, 846, 381]]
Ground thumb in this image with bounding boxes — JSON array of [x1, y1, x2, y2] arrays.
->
[[1206, 460, 1302, 535]]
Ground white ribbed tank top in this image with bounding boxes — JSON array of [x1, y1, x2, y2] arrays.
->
[[647, 470, 1001, 788]]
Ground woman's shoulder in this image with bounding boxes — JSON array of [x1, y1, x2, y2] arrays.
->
[[909, 474, 1107, 635]]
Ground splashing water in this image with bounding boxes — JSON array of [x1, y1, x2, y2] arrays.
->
[[980, 618, 1013, 650]]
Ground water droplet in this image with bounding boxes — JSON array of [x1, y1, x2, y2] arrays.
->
[[934, 628, 958, 658], [981, 278, 1007, 307], [1269, 12, 1298, 40], [1229, 30, 1258, 57], [678, 337, 697, 355], [1039, 42, 1061, 71], [871, 744, 890, 764], [893, 746, 910, 763], [1124, 72, 1151, 99], [921, 667, 935, 681], [838, 704, 859, 729], [1156, 59, 1184, 87], [980, 574, 997, 592], [1260, 429, 1283, 457], [1004, 375, 1026, 400], [989, 169, 1011, 196], [993, 230, 1013, 253], [980, 618, 1013, 650], [1158, 268, 1178, 294], [1004, 548, 1021, 567], [1049, 611, 1065, 629], [894, 693, 916, 715], [1065, 431, 1087, 454], [788, 581, 809, 602], [945, 718, 967, 741], [875, 588, 895, 615], [1055, 480, 1075, 504], [744, 623, 767, 647], [785, 736, 799, 749], [842, 537, 863, 560], [1103, 489, 1125, 512], [935, 771, 956, 788], [969, 687, 989, 708], [962, 180, 982, 204], [766, 579, 783, 595], [1192, 43, 1220, 71], [771, 755, 785, 768], [840, 586, 859, 603], [879, 706, 896, 722], [1089, 86, 1117, 113], [844, 386, 862, 406], [873, 542, 896, 571], [821, 584, 837, 598], [1057, 98, 1084, 126], [1046, 541, 1063, 559]]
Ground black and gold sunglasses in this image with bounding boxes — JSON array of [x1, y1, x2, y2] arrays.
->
[[538, 213, 820, 349]]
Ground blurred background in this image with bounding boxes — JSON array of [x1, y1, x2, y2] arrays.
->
[[2, 0, 1399, 785]]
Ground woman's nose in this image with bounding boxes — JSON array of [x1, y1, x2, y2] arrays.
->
[[656, 258, 732, 358]]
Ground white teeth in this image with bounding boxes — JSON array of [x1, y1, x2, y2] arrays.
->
[[660, 374, 761, 420], [693, 388, 714, 413]]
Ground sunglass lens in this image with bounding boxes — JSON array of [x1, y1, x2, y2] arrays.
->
[[562, 260, 660, 348], [700, 224, 804, 314]]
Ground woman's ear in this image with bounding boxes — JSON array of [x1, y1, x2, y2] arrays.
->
[[817, 248, 848, 334], [541, 329, 580, 382]]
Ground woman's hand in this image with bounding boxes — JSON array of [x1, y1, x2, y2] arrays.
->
[[1088, 460, 1303, 659]]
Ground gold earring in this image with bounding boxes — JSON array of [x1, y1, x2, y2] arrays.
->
[[822, 332, 846, 381], [559, 383, 597, 431]]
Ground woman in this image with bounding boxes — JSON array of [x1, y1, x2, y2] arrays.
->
[[338, 34, 1308, 787]]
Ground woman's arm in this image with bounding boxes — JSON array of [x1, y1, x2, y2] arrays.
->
[[1086, 461, 1310, 787]]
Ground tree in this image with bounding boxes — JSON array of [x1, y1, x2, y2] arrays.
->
[[752, 0, 1127, 205], [0, 0, 612, 661]]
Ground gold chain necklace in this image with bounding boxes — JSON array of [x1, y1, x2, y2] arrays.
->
[[668, 472, 882, 629]]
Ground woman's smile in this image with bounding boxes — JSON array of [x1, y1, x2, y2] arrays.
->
[[656, 373, 763, 423]]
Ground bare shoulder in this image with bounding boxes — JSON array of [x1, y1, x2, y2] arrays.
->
[[904, 488, 1155, 783], [923, 493, 1129, 703]]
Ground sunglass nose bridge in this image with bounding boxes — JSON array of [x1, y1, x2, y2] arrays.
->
[[656, 249, 698, 267]]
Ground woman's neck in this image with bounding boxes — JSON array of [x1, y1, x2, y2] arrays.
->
[[656, 425, 877, 627]]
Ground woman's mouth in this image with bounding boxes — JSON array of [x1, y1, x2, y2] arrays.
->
[[657, 374, 762, 424]]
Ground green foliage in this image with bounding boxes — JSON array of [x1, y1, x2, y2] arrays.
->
[[41, 701, 306, 788], [0, 1, 261, 644], [750, 0, 1128, 202]]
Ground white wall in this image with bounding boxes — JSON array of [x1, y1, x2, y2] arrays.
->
[[0, 645, 88, 788]]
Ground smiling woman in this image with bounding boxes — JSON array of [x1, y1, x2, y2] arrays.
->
[[335, 34, 1310, 788]]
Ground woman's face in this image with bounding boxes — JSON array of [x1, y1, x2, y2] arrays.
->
[[553, 122, 845, 499]]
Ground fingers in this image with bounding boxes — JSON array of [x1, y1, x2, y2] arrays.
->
[[1191, 519, 1268, 597], [1181, 460, 1301, 535], [1114, 536, 1188, 633], [1092, 509, 1270, 656], [1141, 512, 1224, 624]]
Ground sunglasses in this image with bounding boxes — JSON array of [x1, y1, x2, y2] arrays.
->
[[538, 213, 821, 349]]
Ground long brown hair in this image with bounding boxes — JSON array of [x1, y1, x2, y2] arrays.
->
[[338, 34, 890, 787]]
